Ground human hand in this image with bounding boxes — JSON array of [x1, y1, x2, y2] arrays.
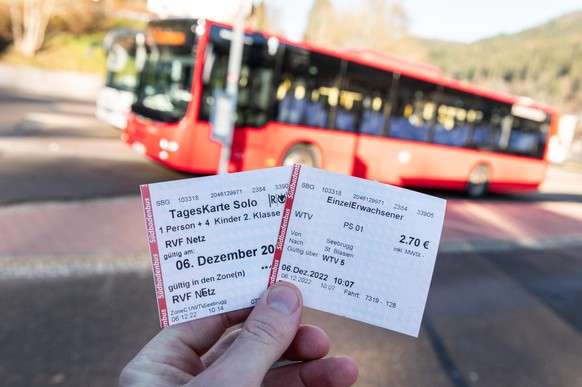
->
[[119, 281, 358, 386]]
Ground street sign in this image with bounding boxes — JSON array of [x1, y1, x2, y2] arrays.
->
[[210, 90, 235, 145]]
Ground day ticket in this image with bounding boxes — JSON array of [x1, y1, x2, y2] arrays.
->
[[140, 165, 446, 337], [141, 166, 293, 328]]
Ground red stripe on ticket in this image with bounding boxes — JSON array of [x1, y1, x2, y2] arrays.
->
[[140, 184, 169, 328], [268, 164, 301, 287]]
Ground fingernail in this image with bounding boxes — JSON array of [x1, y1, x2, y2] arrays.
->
[[267, 284, 299, 314]]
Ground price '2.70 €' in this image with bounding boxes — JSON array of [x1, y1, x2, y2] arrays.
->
[[399, 234, 430, 249]]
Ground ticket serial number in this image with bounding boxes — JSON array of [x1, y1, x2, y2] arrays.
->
[[353, 193, 385, 206], [210, 189, 243, 198]]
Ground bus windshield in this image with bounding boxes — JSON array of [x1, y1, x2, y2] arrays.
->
[[132, 23, 197, 123]]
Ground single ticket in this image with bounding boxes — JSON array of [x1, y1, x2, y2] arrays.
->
[[140, 166, 294, 327], [270, 165, 446, 337], [141, 165, 446, 337]]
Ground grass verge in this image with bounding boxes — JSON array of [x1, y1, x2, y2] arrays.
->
[[0, 32, 106, 75]]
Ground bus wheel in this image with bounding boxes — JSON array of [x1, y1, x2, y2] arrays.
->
[[466, 164, 490, 198], [281, 144, 321, 168]]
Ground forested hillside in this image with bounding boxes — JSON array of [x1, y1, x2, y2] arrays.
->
[[423, 11, 582, 113]]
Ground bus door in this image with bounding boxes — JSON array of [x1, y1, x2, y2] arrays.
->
[[197, 25, 283, 172]]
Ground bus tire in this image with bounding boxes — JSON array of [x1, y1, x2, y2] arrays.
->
[[281, 143, 321, 168], [466, 164, 490, 198]]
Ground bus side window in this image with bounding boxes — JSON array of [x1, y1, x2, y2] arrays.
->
[[472, 124, 490, 147], [359, 95, 385, 135], [432, 88, 485, 147], [389, 76, 437, 142], [276, 77, 307, 125], [304, 89, 328, 127], [275, 47, 341, 129], [506, 117, 548, 158], [390, 101, 432, 141], [335, 90, 362, 132], [470, 101, 510, 151], [341, 61, 391, 135]]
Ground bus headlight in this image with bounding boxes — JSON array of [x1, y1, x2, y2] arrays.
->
[[168, 141, 179, 152], [159, 139, 179, 152], [131, 142, 146, 155]]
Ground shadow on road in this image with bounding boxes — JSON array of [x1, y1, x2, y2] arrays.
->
[[416, 188, 582, 204], [486, 247, 582, 336]]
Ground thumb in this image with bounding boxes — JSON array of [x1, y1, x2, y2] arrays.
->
[[193, 282, 302, 386]]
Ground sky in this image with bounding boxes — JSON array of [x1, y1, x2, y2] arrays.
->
[[265, 0, 582, 43]]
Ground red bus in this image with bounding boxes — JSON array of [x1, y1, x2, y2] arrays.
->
[[122, 18, 559, 197]]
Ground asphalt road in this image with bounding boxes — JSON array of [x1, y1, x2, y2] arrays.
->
[[1, 89, 581, 386], [0, 90, 189, 205]]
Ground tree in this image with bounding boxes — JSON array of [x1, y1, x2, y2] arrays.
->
[[303, 0, 338, 47], [303, 0, 426, 60], [344, 0, 407, 48], [247, 1, 269, 32], [8, 0, 58, 57]]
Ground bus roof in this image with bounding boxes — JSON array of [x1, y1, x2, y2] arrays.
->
[[342, 47, 445, 80]]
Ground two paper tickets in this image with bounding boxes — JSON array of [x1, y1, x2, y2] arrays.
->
[[140, 165, 446, 337]]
